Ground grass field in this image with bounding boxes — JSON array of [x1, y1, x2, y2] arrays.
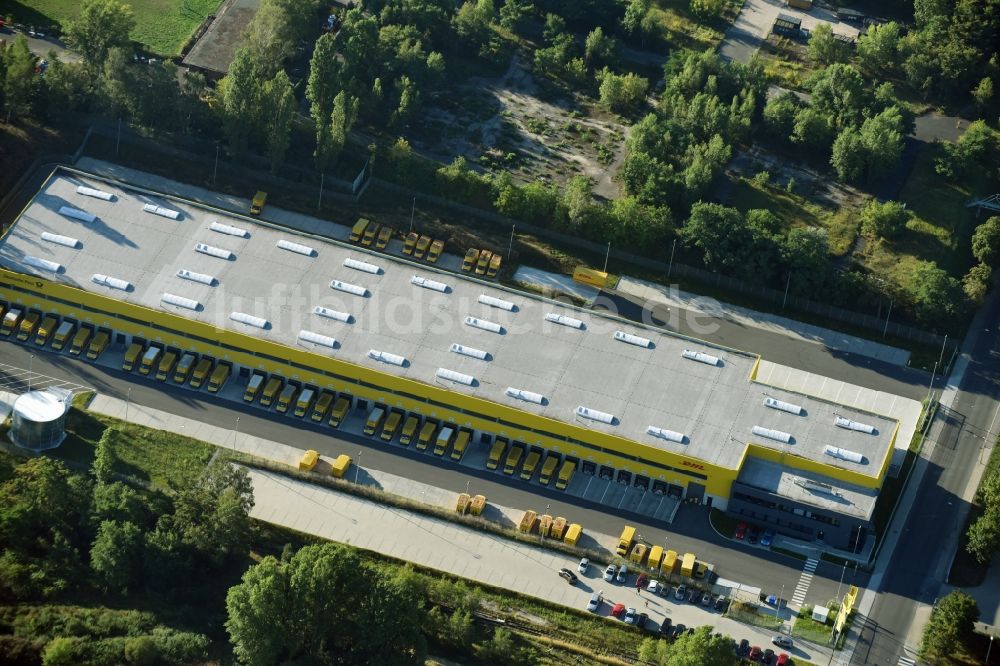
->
[[8, 0, 223, 55], [52, 395, 215, 490]]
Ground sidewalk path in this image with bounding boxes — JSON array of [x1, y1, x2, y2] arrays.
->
[[617, 276, 910, 366]]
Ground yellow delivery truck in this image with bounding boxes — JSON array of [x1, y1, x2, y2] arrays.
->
[[349, 218, 370, 242], [433, 426, 455, 456], [260, 376, 283, 407], [617, 526, 637, 557], [486, 438, 508, 470], [416, 420, 438, 451], [380, 410, 403, 441], [207, 362, 231, 393], [400, 415, 420, 446], [15, 311, 40, 341], [51, 320, 76, 351], [69, 326, 92, 356], [294, 388, 316, 417], [172, 353, 196, 383], [503, 442, 525, 475], [85, 330, 110, 360], [450, 428, 471, 461], [190, 357, 213, 388], [364, 406, 385, 436], [329, 396, 351, 428], [681, 552, 696, 578], [276, 383, 300, 414], [155, 351, 178, 381], [244, 373, 265, 402], [139, 345, 162, 375], [555, 460, 576, 490], [539, 454, 560, 485], [34, 315, 58, 346], [311, 391, 335, 422], [520, 449, 541, 481], [1, 308, 23, 336], [122, 341, 143, 371]]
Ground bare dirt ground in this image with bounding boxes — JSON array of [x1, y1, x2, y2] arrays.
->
[[410, 52, 631, 200]]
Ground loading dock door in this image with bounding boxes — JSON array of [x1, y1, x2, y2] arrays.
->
[[686, 482, 706, 503]]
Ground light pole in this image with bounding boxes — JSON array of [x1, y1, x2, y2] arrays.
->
[[124, 387, 131, 424], [465, 479, 470, 494], [507, 224, 515, 263], [987, 634, 994, 665], [835, 560, 848, 602], [355, 450, 363, 484], [603, 242, 611, 273], [213, 143, 219, 184], [777, 584, 784, 619], [27, 354, 34, 392], [667, 238, 677, 278], [234, 416, 240, 453], [409, 197, 416, 233]]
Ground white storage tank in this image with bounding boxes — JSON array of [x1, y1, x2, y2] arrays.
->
[[10, 389, 71, 451]]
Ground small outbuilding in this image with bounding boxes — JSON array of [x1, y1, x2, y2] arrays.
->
[[787, 0, 813, 9], [836, 7, 865, 21], [773, 13, 803, 37]]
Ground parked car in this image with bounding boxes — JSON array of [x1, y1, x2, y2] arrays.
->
[[687, 587, 700, 603], [675, 584, 688, 600], [578, 557, 589, 574], [735, 521, 748, 540], [749, 646, 763, 662], [647, 579, 660, 593], [558, 568, 578, 584], [616, 565, 629, 584], [636, 612, 649, 630], [701, 592, 713, 606], [763, 648, 776, 664], [761, 529, 775, 547], [636, 573, 648, 589], [772, 636, 794, 649], [776, 653, 791, 665], [604, 564, 617, 582], [611, 603, 626, 618], [659, 618, 673, 636], [674, 623, 686, 637], [738, 639, 750, 656], [715, 596, 730, 612], [748, 526, 760, 544], [623, 607, 637, 624], [586, 590, 603, 612]]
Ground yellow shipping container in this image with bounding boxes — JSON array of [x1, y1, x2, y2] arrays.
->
[[648, 545, 664, 571], [519, 510, 537, 533], [299, 450, 319, 471], [470, 494, 486, 516], [330, 454, 352, 478], [563, 523, 582, 546], [681, 552, 696, 577]]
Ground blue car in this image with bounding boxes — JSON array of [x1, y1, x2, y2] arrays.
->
[[761, 529, 775, 547]]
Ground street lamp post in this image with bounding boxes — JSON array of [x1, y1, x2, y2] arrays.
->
[[776, 584, 784, 619], [835, 560, 848, 602], [465, 479, 470, 494], [507, 224, 515, 263], [27, 354, 34, 392], [603, 242, 611, 273], [409, 197, 416, 233], [234, 416, 240, 453], [124, 387, 131, 424], [355, 450, 363, 484], [987, 634, 994, 665]]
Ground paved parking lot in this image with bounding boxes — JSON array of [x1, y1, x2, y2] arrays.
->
[[719, 0, 862, 62]]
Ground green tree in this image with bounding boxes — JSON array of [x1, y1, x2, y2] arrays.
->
[[597, 69, 648, 113], [123, 636, 159, 666], [972, 216, 1000, 265], [479, 627, 532, 665], [791, 106, 836, 153], [40, 53, 91, 119], [963, 262, 993, 307], [645, 626, 737, 666], [542, 13, 566, 43], [781, 228, 830, 296], [3, 36, 38, 122], [830, 130, 867, 183], [392, 75, 419, 128], [808, 63, 867, 129], [690, 0, 725, 20], [909, 261, 964, 322], [762, 91, 801, 143], [936, 121, 998, 179], [64, 0, 135, 70], [226, 543, 427, 665], [860, 200, 910, 239], [453, 0, 492, 47], [220, 46, 266, 155], [90, 520, 143, 592], [584, 27, 616, 68], [622, 0, 651, 43], [857, 21, 902, 72], [808, 23, 851, 64], [561, 175, 595, 230], [261, 71, 296, 173], [499, 0, 533, 33], [93, 427, 116, 486], [920, 590, 979, 661], [972, 77, 994, 111]]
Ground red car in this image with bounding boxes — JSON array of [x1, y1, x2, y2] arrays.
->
[[735, 522, 748, 540], [749, 646, 762, 662], [611, 603, 626, 618], [776, 654, 791, 666]]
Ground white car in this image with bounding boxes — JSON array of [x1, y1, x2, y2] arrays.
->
[[772, 636, 794, 648], [616, 564, 629, 584], [646, 579, 660, 593], [623, 607, 637, 624], [603, 564, 617, 582], [586, 590, 603, 612], [578, 557, 589, 574]]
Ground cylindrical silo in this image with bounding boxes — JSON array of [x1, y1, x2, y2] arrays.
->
[[10, 390, 69, 451]]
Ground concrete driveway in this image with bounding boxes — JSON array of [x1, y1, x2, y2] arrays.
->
[[719, 0, 861, 63]]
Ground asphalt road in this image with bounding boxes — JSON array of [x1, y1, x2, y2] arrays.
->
[[594, 290, 930, 401], [0, 340, 861, 605], [850, 299, 1000, 664]]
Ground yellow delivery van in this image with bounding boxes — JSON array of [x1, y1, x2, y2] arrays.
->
[[207, 362, 231, 393], [155, 351, 178, 381], [260, 376, 283, 407], [503, 442, 525, 475], [329, 396, 351, 428], [380, 410, 403, 441], [364, 406, 385, 436], [138, 345, 162, 375], [416, 420, 438, 451], [681, 553, 696, 578], [331, 454, 352, 478], [520, 449, 541, 481], [173, 353, 197, 383], [349, 218, 370, 242], [555, 460, 576, 490], [190, 357, 213, 388], [486, 438, 508, 470], [662, 550, 678, 575], [299, 450, 318, 471], [85, 330, 110, 360], [276, 383, 299, 414], [16, 312, 40, 341], [294, 388, 316, 417], [244, 373, 265, 402], [433, 426, 455, 456], [400, 415, 420, 446], [539, 454, 560, 485], [564, 523, 582, 546], [648, 546, 664, 571], [122, 341, 143, 371], [617, 526, 637, 557], [450, 428, 471, 461], [51, 320, 76, 351], [1, 308, 23, 336], [34, 315, 58, 346], [69, 326, 92, 356], [311, 391, 335, 422]]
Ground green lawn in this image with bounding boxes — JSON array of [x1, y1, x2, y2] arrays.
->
[[8, 0, 223, 55], [53, 400, 215, 491], [791, 612, 836, 644]]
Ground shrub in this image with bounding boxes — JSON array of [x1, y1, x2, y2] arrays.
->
[[124, 636, 158, 665]]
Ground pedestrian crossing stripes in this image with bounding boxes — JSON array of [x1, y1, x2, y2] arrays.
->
[[789, 558, 819, 607], [897, 656, 916, 666]]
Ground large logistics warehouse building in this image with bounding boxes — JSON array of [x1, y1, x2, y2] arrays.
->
[[0, 168, 921, 551]]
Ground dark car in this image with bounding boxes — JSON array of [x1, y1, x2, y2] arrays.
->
[[749, 646, 763, 662], [659, 618, 673, 636], [674, 623, 686, 637], [558, 568, 578, 584], [688, 587, 700, 603], [701, 592, 713, 606], [764, 648, 776, 664], [716, 596, 730, 612], [738, 639, 750, 656], [735, 521, 748, 540], [636, 612, 649, 630], [761, 529, 775, 547], [748, 526, 760, 544]]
